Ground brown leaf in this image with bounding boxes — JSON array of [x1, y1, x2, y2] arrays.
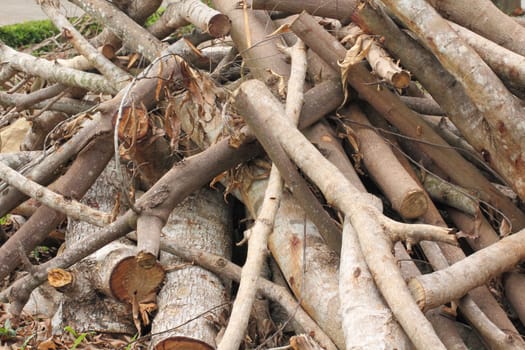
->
[[37, 338, 57, 350], [112, 104, 149, 147]]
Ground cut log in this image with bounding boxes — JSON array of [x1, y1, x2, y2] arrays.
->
[[150, 187, 232, 349], [50, 161, 164, 334]]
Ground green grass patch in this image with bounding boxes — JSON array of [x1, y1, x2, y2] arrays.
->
[[145, 6, 166, 27], [0, 20, 59, 48]]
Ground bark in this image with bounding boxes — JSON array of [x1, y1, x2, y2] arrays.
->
[[338, 24, 410, 89], [148, 0, 231, 39], [171, 62, 342, 251], [409, 228, 525, 311], [151, 188, 231, 349], [382, 0, 525, 202], [170, 50, 346, 347], [0, 159, 112, 226], [235, 79, 457, 349], [1, 137, 260, 316], [0, 35, 186, 282], [69, 0, 165, 61], [127, 233, 338, 350], [0, 91, 95, 115], [0, 112, 105, 218], [421, 172, 480, 217], [49, 252, 137, 332], [429, 0, 525, 56], [341, 105, 428, 219], [0, 43, 115, 94], [7, 83, 65, 113], [56, 44, 116, 71], [449, 21, 525, 95], [48, 161, 148, 334], [219, 40, 306, 350], [21, 111, 68, 151], [304, 122, 366, 193], [297, 80, 343, 129], [40, 0, 131, 90], [399, 96, 444, 116], [339, 219, 412, 349], [302, 8, 525, 231], [449, 210, 525, 329], [265, 191, 345, 348], [398, 143, 525, 347], [394, 243, 469, 350], [251, 0, 358, 24], [87, 0, 162, 56], [0, 151, 41, 170], [290, 334, 325, 350], [212, 0, 290, 84], [0, 133, 114, 281]]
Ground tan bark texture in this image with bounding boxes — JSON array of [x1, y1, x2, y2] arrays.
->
[[382, 0, 525, 203], [151, 188, 232, 349]]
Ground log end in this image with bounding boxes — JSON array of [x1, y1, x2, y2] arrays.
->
[[391, 71, 411, 89], [207, 14, 231, 38], [110, 256, 165, 302], [48, 268, 73, 289], [398, 189, 428, 219], [101, 44, 116, 60], [153, 336, 214, 350]]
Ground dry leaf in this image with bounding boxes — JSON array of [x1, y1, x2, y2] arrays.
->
[[37, 338, 57, 350]]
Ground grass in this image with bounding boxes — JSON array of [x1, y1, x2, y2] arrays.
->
[[0, 20, 59, 48], [0, 5, 166, 50]]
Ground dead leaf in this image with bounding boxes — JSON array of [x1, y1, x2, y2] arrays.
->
[[37, 338, 56, 350], [338, 36, 373, 106], [112, 104, 149, 147]]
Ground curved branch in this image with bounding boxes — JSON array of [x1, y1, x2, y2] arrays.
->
[[0, 161, 112, 226]]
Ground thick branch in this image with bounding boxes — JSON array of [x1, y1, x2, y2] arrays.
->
[[0, 161, 111, 226], [219, 39, 307, 350], [292, 10, 525, 231], [235, 79, 453, 349], [148, 0, 231, 39], [0, 43, 115, 94], [40, 0, 131, 90], [69, 0, 165, 61], [1, 137, 260, 315], [251, 0, 357, 23], [409, 228, 525, 311], [381, 0, 525, 201]]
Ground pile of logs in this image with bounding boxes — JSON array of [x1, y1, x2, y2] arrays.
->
[[1, 0, 525, 349]]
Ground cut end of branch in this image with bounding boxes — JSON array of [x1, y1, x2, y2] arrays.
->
[[101, 44, 116, 60], [391, 71, 411, 89], [153, 336, 214, 350], [397, 189, 428, 219], [208, 14, 232, 38], [110, 256, 165, 302]]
